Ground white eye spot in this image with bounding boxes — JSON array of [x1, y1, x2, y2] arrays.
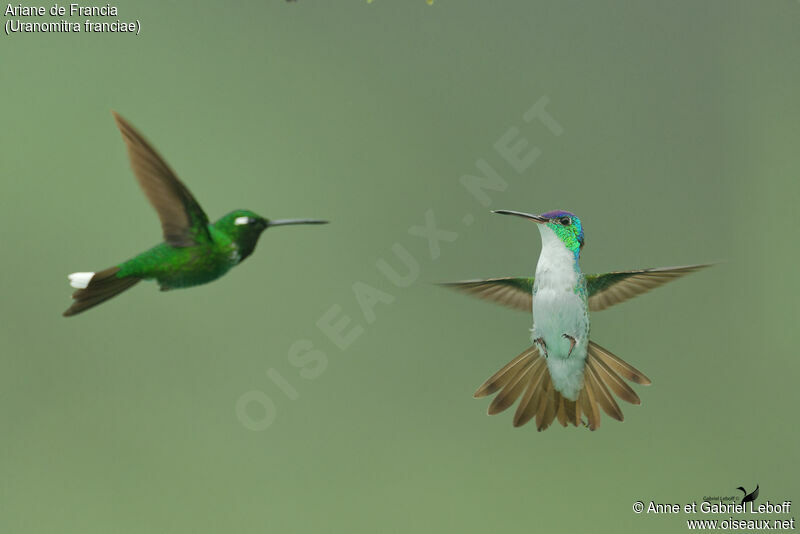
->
[[234, 216, 251, 226]]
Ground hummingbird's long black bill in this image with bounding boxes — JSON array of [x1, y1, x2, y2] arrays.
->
[[267, 218, 329, 227], [492, 210, 548, 223]]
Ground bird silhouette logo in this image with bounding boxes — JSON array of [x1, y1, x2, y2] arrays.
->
[[737, 484, 759, 505]]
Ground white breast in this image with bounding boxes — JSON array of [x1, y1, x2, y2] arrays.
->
[[531, 225, 589, 400]]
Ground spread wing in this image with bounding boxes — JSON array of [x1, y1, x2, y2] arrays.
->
[[112, 111, 211, 247], [586, 264, 711, 312], [439, 277, 533, 312], [442, 264, 709, 313]]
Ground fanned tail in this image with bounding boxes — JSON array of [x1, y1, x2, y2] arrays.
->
[[474, 340, 650, 431], [63, 267, 140, 317]]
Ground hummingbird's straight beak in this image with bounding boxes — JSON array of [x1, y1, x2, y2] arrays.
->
[[267, 218, 329, 227], [492, 210, 548, 223]]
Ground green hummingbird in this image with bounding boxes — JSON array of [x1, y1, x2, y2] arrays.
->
[[443, 209, 709, 431], [63, 112, 328, 317]]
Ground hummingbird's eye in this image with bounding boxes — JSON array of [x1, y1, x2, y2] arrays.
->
[[559, 217, 571, 226]]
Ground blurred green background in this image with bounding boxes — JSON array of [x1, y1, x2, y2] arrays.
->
[[2, 1, 798, 532]]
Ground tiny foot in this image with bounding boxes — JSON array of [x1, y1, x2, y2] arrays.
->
[[533, 337, 548, 357], [562, 334, 577, 357]]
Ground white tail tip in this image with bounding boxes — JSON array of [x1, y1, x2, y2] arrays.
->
[[68, 272, 95, 289]]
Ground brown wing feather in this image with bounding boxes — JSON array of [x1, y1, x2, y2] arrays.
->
[[440, 277, 533, 312], [112, 112, 210, 247], [587, 264, 711, 312], [445, 264, 709, 314]]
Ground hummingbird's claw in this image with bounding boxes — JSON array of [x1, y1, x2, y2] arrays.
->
[[534, 337, 548, 358], [563, 334, 577, 357]]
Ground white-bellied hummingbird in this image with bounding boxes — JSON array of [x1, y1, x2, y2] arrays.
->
[[443, 209, 709, 431]]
